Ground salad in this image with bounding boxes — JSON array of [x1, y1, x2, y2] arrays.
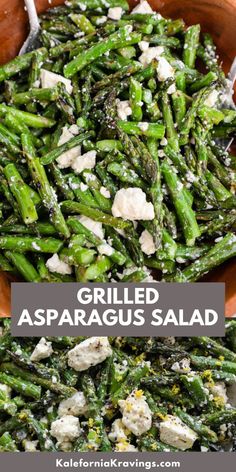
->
[[0, 0, 235, 284]]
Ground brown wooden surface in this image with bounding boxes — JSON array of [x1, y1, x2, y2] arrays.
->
[[0, 0, 235, 317]]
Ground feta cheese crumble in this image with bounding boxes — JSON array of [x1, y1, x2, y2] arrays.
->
[[46, 254, 72, 275], [80, 182, 88, 192], [160, 137, 168, 146], [71, 150, 97, 174], [204, 90, 219, 107], [131, 0, 154, 14], [157, 57, 175, 82], [58, 392, 88, 417], [95, 15, 107, 24], [138, 41, 149, 52], [23, 440, 39, 452], [139, 230, 156, 255], [119, 390, 152, 436], [138, 122, 149, 132], [167, 83, 176, 94], [116, 99, 132, 120], [210, 382, 228, 405], [0, 383, 11, 397], [160, 415, 198, 450], [56, 126, 81, 169], [108, 419, 130, 442], [115, 441, 137, 452], [30, 337, 53, 362], [171, 358, 191, 373], [100, 186, 111, 198], [77, 215, 104, 239], [40, 69, 73, 94], [108, 7, 123, 20], [67, 337, 112, 371], [139, 46, 164, 67], [98, 243, 114, 256], [59, 441, 73, 452], [50, 415, 81, 443], [112, 188, 155, 221], [69, 124, 79, 135]]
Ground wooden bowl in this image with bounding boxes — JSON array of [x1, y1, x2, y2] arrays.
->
[[0, 0, 235, 317]]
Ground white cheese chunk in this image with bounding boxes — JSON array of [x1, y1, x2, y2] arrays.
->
[[201, 445, 209, 452], [77, 215, 104, 239], [56, 147, 82, 169], [138, 41, 149, 52], [210, 382, 228, 405], [138, 122, 149, 132], [40, 69, 73, 94], [157, 57, 175, 81], [163, 336, 176, 346], [71, 150, 96, 174], [143, 270, 158, 282], [167, 83, 176, 94], [50, 415, 81, 443], [160, 137, 168, 146], [171, 358, 191, 373], [80, 182, 88, 192], [131, 0, 154, 14], [204, 90, 219, 107], [30, 337, 53, 362], [115, 441, 137, 451], [108, 7, 123, 20], [46, 254, 72, 275], [58, 127, 74, 146], [44, 438, 54, 450], [67, 337, 112, 372], [98, 243, 114, 256], [56, 126, 81, 169], [0, 383, 11, 397], [119, 391, 152, 436], [77, 2, 87, 11], [58, 392, 88, 417], [108, 419, 130, 442], [160, 415, 198, 450], [100, 186, 111, 198], [116, 99, 132, 120], [139, 46, 164, 67], [59, 441, 73, 452], [33, 79, 40, 88], [23, 440, 39, 452], [69, 124, 79, 135], [220, 78, 235, 108], [139, 230, 156, 255], [95, 15, 107, 24], [112, 187, 155, 221]]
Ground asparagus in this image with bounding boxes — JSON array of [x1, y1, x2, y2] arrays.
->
[[0, 372, 41, 399], [4, 164, 38, 225], [161, 160, 200, 246], [21, 132, 70, 239], [5, 252, 41, 282], [64, 27, 141, 76], [169, 233, 236, 282]]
